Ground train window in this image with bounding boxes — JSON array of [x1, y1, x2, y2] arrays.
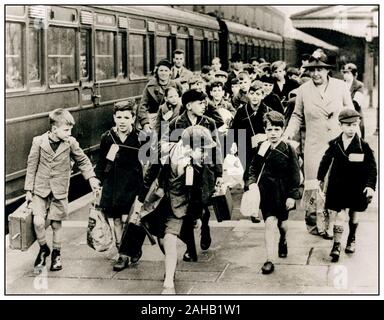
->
[[156, 36, 168, 64], [80, 30, 91, 80], [129, 34, 145, 79], [28, 26, 42, 87], [6, 22, 24, 90], [117, 32, 127, 78], [48, 27, 76, 85], [193, 40, 202, 71], [95, 30, 115, 81], [176, 38, 188, 55]]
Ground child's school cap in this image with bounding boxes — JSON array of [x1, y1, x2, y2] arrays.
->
[[182, 89, 207, 105], [338, 109, 361, 123]]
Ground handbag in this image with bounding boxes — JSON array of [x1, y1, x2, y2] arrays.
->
[[211, 181, 233, 222], [86, 200, 113, 252]]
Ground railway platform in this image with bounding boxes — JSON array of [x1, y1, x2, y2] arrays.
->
[[5, 105, 379, 295]]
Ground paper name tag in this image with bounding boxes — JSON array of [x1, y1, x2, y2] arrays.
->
[[185, 165, 194, 186], [163, 110, 173, 121], [258, 141, 271, 157], [349, 153, 364, 162], [251, 134, 267, 148], [106, 144, 119, 161]]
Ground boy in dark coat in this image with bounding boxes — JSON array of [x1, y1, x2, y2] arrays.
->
[[317, 109, 377, 262], [95, 100, 144, 271], [246, 111, 302, 274], [161, 89, 223, 259]]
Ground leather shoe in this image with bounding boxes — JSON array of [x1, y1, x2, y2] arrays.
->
[[261, 261, 274, 274], [113, 255, 129, 271], [183, 251, 197, 262], [323, 232, 333, 240], [330, 242, 341, 262], [251, 216, 261, 223], [345, 237, 355, 254], [200, 226, 212, 250], [130, 250, 142, 264], [278, 240, 288, 258]]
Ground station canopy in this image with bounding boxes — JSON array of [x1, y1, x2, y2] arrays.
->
[[286, 27, 339, 51], [291, 5, 378, 38]]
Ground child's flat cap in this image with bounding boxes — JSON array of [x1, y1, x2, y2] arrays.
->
[[338, 109, 361, 123]]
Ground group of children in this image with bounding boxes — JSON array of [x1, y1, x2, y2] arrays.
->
[[23, 52, 377, 293]]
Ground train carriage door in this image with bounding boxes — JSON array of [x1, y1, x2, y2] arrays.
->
[[176, 25, 190, 69], [118, 16, 128, 79], [79, 28, 91, 84], [156, 22, 171, 64], [147, 21, 155, 75]]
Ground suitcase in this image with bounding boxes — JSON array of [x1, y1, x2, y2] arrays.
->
[[211, 186, 233, 222], [8, 202, 36, 251]]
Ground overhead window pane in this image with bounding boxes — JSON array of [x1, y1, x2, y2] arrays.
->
[[129, 34, 145, 79], [156, 36, 167, 64], [28, 27, 42, 85], [6, 22, 23, 90], [95, 30, 115, 81], [48, 27, 76, 85], [80, 30, 91, 80]]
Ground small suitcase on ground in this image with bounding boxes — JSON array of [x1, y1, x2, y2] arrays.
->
[[211, 186, 233, 222], [8, 202, 36, 251]]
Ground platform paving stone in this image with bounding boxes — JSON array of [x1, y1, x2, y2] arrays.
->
[[188, 282, 306, 294], [23, 258, 118, 280], [219, 264, 329, 287]]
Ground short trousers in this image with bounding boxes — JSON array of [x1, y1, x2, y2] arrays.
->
[[103, 207, 131, 219], [32, 194, 68, 221], [164, 212, 184, 237], [261, 209, 289, 222]]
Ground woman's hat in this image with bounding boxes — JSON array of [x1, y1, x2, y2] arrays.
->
[[341, 63, 358, 73], [303, 50, 333, 69], [156, 59, 172, 70]]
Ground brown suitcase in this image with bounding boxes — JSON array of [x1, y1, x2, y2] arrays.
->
[[8, 202, 37, 251]]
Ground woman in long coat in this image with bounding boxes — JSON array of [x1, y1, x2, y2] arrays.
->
[[284, 50, 354, 236]]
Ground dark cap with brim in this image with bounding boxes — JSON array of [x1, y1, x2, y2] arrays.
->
[[338, 108, 361, 123], [182, 89, 207, 106]]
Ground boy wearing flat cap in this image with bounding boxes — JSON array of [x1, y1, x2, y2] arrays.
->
[[317, 108, 377, 262], [159, 89, 223, 263]]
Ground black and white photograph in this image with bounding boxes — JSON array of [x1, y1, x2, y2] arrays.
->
[[3, 3, 379, 297]]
